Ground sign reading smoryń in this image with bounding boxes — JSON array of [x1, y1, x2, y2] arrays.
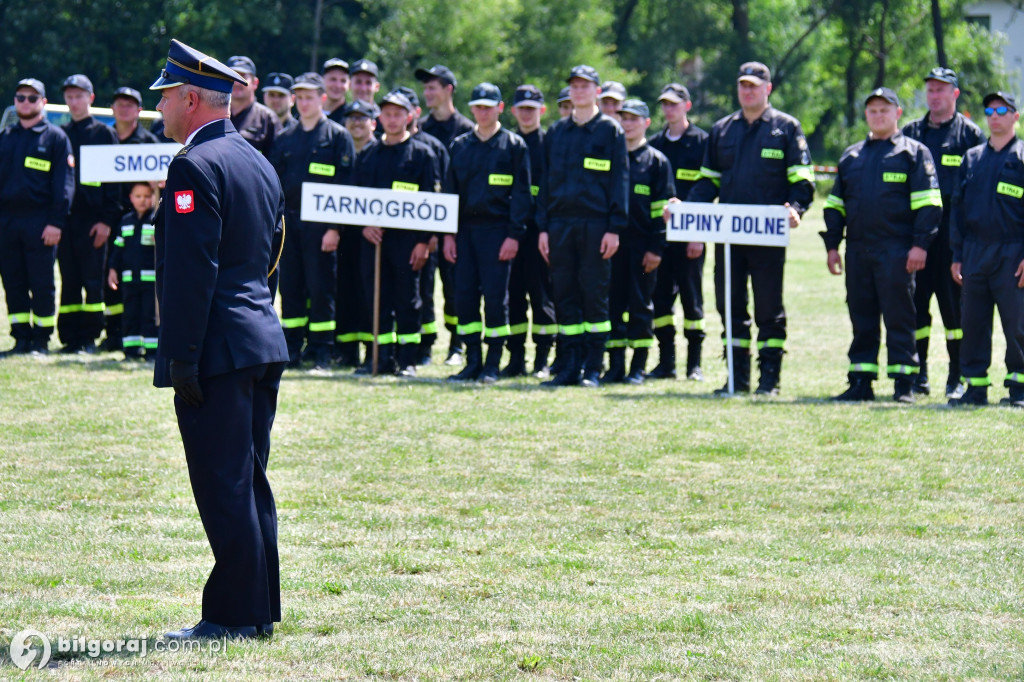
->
[[79, 143, 183, 183], [665, 202, 791, 247], [300, 182, 460, 233]]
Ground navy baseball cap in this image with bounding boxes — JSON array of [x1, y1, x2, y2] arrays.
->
[[556, 86, 571, 104], [62, 74, 94, 95], [415, 64, 457, 88], [292, 72, 324, 91], [322, 58, 349, 74], [17, 78, 45, 97], [150, 39, 249, 93], [380, 89, 413, 112], [658, 83, 691, 104], [343, 99, 380, 119], [738, 62, 771, 84], [619, 98, 649, 118], [395, 86, 420, 108], [468, 82, 501, 107], [226, 56, 256, 76], [262, 73, 294, 94], [350, 59, 379, 79], [512, 84, 544, 108], [113, 86, 143, 106], [865, 87, 900, 108], [568, 65, 600, 84], [600, 81, 627, 101], [925, 67, 958, 88], [983, 91, 1018, 111]]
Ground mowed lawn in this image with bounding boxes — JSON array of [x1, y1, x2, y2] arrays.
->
[[0, 211, 1022, 681]]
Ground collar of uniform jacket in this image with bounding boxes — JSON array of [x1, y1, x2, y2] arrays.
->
[[572, 110, 608, 131], [865, 130, 904, 146], [924, 111, 956, 130], [730, 105, 776, 124]]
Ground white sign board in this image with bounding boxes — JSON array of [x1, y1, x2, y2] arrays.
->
[[666, 202, 790, 247], [300, 182, 459, 233], [79, 143, 183, 183]]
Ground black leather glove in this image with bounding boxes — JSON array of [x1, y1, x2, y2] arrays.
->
[[169, 360, 204, 407]]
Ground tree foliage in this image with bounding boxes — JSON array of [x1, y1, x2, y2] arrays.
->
[[0, 0, 1009, 160]]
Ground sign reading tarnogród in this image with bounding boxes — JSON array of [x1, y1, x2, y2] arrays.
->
[[300, 182, 460, 233]]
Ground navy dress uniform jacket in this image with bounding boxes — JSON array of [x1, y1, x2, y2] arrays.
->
[[153, 119, 288, 387]]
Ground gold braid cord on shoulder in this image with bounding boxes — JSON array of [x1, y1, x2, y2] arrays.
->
[[269, 213, 285, 276]]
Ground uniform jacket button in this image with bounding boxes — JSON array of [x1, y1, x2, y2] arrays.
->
[[188, 344, 197, 351]]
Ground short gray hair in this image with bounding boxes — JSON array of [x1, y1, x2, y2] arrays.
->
[[180, 84, 230, 109]]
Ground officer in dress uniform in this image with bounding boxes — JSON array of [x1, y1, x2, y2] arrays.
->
[[149, 39, 289, 640], [225, 56, 280, 156], [0, 78, 74, 356]]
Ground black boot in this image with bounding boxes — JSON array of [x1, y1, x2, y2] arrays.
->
[[311, 344, 332, 370], [500, 335, 527, 378], [0, 338, 32, 357], [397, 343, 418, 377], [945, 338, 963, 398], [548, 336, 565, 376], [445, 336, 464, 366], [448, 342, 482, 382], [581, 335, 607, 388], [335, 341, 359, 368], [533, 337, 553, 378], [913, 338, 930, 394], [625, 348, 649, 385], [714, 350, 750, 394], [479, 341, 504, 384], [542, 341, 581, 387], [647, 328, 676, 379], [602, 348, 626, 383], [1000, 385, 1024, 408], [831, 374, 875, 401], [685, 336, 703, 381], [418, 332, 436, 365], [755, 353, 782, 396], [949, 383, 988, 407], [893, 376, 916, 403]]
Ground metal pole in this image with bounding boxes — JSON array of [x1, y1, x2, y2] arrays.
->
[[372, 241, 381, 376], [725, 243, 734, 395]]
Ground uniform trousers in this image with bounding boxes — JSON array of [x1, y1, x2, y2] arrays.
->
[[714, 243, 786, 357], [652, 241, 705, 344], [608, 239, 657, 347], [104, 239, 123, 346], [57, 211, 107, 345], [418, 249, 440, 341], [914, 215, 961, 358], [279, 213, 337, 353], [360, 230, 422, 348], [0, 210, 57, 344], [508, 225, 557, 342], [454, 224, 511, 345], [845, 246, 918, 378], [548, 218, 611, 369], [175, 361, 284, 627], [439, 251, 459, 337], [959, 241, 1024, 387], [336, 227, 368, 346], [121, 280, 157, 357]]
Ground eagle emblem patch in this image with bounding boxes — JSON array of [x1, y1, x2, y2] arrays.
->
[[175, 190, 194, 213]]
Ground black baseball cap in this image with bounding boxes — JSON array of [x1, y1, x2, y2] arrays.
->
[[292, 72, 324, 91], [568, 65, 600, 84], [62, 74, 94, 95], [343, 99, 380, 119], [512, 84, 544, 108], [983, 91, 1018, 111], [17, 78, 45, 97], [262, 73, 294, 94], [350, 59, 379, 79], [737, 62, 771, 85], [658, 83, 691, 104], [556, 87, 571, 104], [864, 87, 900, 108], [600, 81, 627, 101], [395, 86, 420, 108], [226, 56, 257, 76], [113, 86, 142, 106], [619, 98, 649, 118], [924, 67, 958, 88], [322, 58, 349, 74], [415, 64, 457, 88], [380, 89, 413, 112], [468, 82, 502, 107]]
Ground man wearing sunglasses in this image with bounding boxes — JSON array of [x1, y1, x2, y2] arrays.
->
[[902, 67, 984, 399], [948, 92, 1024, 408], [0, 78, 75, 356]]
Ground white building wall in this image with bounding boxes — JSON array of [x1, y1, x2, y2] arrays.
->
[[967, 1, 1024, 96]]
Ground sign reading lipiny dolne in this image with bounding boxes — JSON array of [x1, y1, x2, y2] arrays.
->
[[666, 202, 790, 247]]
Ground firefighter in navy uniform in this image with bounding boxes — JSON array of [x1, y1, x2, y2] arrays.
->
[[262, 73, 296, 130], [949, 92, 1024, 408], [443, 83, 532, 383], [822, 87, 942, 403], [59, 74, 121, 353], [354, 90, 440, 377], [902, 67, 983, 398], [605, 99, 674, 385], [415, 64, 474, 365], [537, 65, 629, 388], [507, 84, 557, 377], [689, 62, 814, 395], [150, 39, 289, 641], [226, 56, 280, 156], [322, 59, 350, 126], [0, 78, 74, 356], [648, 83, 709, 381], [269, 72, 355, 369]]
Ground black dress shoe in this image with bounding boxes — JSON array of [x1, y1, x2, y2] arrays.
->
[[164, 620, 258, 640]]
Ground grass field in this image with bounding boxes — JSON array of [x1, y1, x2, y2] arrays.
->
[[1, 211, 1022, 680]]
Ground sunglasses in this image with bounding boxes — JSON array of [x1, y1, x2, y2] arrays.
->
[[15, 94, 41, 103], [985, 106, 1014, 116]]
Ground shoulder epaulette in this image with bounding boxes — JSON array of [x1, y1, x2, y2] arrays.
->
[[175, 144, 194, 158]]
